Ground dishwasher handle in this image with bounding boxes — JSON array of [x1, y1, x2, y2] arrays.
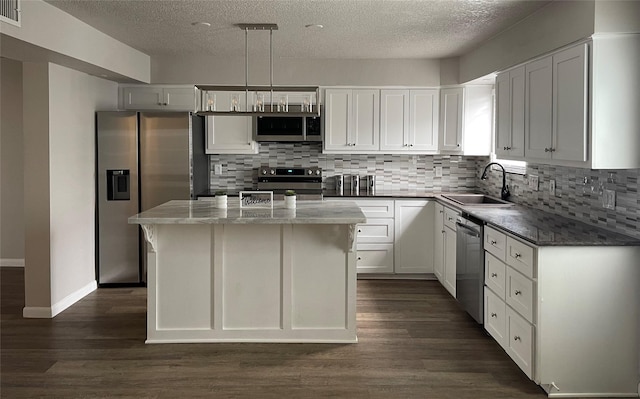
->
[[456, 221, 481, 238]]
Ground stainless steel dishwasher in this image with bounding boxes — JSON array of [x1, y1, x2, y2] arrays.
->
[[455, 214, 484, 324]]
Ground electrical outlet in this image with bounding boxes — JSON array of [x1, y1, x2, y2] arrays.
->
[[435, 166, 443, 177], [549, 179, 556, 196], [214, 163, 223, 175], [529, 175, 539, 191], [603, 189, 616, 209]]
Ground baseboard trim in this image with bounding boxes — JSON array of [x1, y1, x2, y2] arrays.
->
[[0, 258, 25, 267], [23, 280, 98, 318]]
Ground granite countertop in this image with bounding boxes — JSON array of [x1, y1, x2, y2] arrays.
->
[[128, 199, 366, 225], [435, 197, 640, 247]]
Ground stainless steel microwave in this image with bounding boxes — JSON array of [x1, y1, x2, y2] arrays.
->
[[253, 116, 322, 142]]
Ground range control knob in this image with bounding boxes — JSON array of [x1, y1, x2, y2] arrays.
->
[[270, 169, 275, 175], [316, 170, 321, 175], [307, 170, 313, 175], [261, 169, 267, 175]]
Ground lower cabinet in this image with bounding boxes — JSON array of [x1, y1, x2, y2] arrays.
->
[[482, 225, 640, 397], [434, 203, 458, 297], [329, 198, 434, 275], [394, 200, 435, 274]]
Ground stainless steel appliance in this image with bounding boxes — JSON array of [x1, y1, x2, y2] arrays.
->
[[96, 111, 208, 286], [257, 166, 322, 197], [455, 214, 485, 324], [351, 175, 360, 195], [253, 116, 321, 142]]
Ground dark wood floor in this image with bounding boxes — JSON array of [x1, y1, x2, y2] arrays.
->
[[1, 267, 548, 398]]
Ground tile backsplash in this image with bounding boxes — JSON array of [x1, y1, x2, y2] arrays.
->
[[207, 144, 639, 239], [477, 162, 640, 239], [208, 143, 487, 193]]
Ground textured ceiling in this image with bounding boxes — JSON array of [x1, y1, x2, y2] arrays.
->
[[44, 0, 551, 60]]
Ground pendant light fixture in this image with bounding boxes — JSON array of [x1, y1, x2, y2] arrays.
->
[[195, 23, 319, 116]]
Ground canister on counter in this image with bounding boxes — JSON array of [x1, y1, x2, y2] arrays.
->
[[335, 175, 344, 195], [366, 175, 376, 194], [351, 175, 360, 195]]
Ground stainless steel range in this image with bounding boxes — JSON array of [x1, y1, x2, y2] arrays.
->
[[257, 166, 323, 199]]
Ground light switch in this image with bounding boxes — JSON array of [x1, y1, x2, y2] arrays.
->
[[529, 175, 539, 191], [549, 180, 556, 196], [603, 189, 616, 209], [214, 163, 223, 175], [435, 167, 443, 177]]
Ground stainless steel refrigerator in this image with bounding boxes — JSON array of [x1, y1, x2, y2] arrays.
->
[[96, 111, 208, 286]]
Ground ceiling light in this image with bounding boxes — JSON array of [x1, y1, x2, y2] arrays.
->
[[305, 24, 324, 29], [191, 22, 211, 27]]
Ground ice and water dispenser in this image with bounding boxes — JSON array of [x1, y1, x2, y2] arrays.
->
[[106, 169, 130, 201]]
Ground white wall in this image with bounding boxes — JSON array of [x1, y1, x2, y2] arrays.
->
[[22, 61, 118, 316], [0, 0, 150, 83], [152, 55, 441, 86], [459, 1, 596, 82], [0, 57, 24, 265], [47, 63, 117, 307]]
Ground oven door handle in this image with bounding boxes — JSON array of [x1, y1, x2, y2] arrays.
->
[[455, 222, 481, 238]]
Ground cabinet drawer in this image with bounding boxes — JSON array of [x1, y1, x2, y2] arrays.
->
[[356, 218, 394, 243], [485, 253, 507, 299], [443, 207, 460, 231], [356, 244, 394, 274], [354, 200, 395, 218], [506, 267, 535, 323], [484, 287, 507, 349], [484, 226, 506, 261], [506, 237, 535, 278], [506, 307, 534, 379]]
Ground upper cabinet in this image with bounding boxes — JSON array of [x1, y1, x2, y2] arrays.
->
[[495, 66, 525, 159], [325, 87, 440, 154], [379, 89, 439, 152], [497, 35, 640, 169], [324, 89, 379, 153], [438, 87, 464, 153], [438, 86, 493, 156], [121, 85, 194, 111]]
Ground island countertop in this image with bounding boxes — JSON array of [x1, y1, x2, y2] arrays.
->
[[128, 199, 366, 225]]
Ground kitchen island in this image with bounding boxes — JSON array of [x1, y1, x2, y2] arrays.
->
[[129, 199, 366, 343]]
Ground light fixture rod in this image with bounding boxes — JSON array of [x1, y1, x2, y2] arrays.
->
[[270, 28, 274, 112], [245, 27, 249, 109]]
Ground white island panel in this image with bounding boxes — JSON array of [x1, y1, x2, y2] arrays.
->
[[156, 224, 211, 329], [291, 225, 350, 330], [221, 224, 282, 330]]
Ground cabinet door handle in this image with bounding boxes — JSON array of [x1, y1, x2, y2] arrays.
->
[[357, 257, 362, 261], [409, 144, 414, 147], [514, 253, 522, 259], [491, 312, 497, 318], [490, 240, 497, 245], [514, 290, 522, 296], [456, 143, 460, 147], [439, 210, 444, 214], [514, 336, 521, 341], [491, 273, 497, 277], [157, 102, 163, 106], [441, 230, 445, 234], [358, 229, 362, 233]]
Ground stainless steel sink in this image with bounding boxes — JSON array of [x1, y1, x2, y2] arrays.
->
[[442, 194, 513, 206]]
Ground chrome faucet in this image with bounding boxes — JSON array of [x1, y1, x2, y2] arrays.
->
[[481, 162, 510, 200]]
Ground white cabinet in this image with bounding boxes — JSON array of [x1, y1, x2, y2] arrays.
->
[[433, 204, 445, 282], [438, 87, 463, 153], [524, 56, 553, 160], [482, 225, 640, 396], [434, 203, 458, 297], [121, 85, 194, 111], [551, 44, 588, 162], [394, 200, 435, 274], [442, 207, 458, 297], [205, 116, 258, 154], [524, 45, 588, 162], [324, 89, 379, 153], [380, 89, 438, 152], [353, 200, 395, 274], [500, 36, 640, 169], [438, 86, 493, 155], [495, 66, 525, 159]]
